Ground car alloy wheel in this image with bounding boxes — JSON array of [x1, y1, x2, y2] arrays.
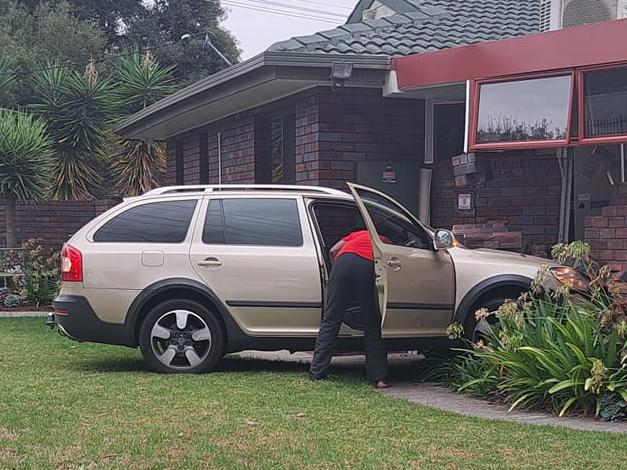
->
[[150, 309, 212, 371]]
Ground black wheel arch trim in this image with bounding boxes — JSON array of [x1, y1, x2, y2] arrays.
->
[[125, 277, 245, 346], [453, 274, 533, 325]]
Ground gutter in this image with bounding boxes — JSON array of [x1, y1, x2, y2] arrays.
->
[[113, 51, 390, 137]]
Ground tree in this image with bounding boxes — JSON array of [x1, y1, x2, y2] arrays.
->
[[112, 50, 176, 196], [31, 64, 117, 200], [0, 110, 54, 247], [128, 0, 240, 85], [0, 0, 105, 105], [18, 0, 146, 45]]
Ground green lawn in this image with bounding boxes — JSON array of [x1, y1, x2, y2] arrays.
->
[[1, 318, 626, 469]]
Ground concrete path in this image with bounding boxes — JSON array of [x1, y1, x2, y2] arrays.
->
[[382, 382, 627, 434], [235, 350, 627, 434], [0, 311, 50, 318]]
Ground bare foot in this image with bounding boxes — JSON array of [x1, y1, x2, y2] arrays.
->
[[373, 380, 391, 389]]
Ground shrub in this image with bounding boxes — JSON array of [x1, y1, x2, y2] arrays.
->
[[18, 239, 60, 307], [433, 241, 627, 420], [0, 239, 59, 307]]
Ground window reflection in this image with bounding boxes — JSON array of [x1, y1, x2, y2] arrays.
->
[[584, 67, 627, 138], [477, 75, 572, 144]]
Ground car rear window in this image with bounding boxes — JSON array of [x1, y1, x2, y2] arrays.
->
[[93, 200, 197, 243], [203, 198, 303, 246]]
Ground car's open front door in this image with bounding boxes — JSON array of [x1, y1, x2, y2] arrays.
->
[[347, 183, 455, 337], [347, 183, 389, 326]]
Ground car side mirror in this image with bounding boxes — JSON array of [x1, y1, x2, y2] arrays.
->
[[434, 229, 456, 251]]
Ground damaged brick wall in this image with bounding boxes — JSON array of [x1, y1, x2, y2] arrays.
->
[[431, 150, 562, 254], [586, 185, 627, 271]]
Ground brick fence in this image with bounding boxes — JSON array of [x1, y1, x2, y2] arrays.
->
[[0, 199, 119, 249]]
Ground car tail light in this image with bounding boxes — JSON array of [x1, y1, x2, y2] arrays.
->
[[61, 244, 83, 282]]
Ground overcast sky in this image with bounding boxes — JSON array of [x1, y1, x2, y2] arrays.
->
[[222, 0, 357, 59]]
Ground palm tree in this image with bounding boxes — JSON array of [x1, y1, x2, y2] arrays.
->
[[31, 64, 117, 200], [112, 51, 176, 196], [0, 110, 54, 247]]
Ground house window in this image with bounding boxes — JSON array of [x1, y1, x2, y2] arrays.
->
[[582, 66, 627, 141], [471, 74, 573, 150], [269, 114, 296, 184]]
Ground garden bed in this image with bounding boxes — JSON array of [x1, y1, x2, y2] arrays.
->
[[429, 242, 627, 423]]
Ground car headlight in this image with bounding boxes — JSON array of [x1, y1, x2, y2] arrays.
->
[[550, 266, 590, 290]]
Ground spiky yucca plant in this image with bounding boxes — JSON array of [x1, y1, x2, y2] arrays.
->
[[31, 63, 117, 200], [116, 51, 176, 113], [112, 140, 166, 196], [0, 110, 54, 247], [112, 51, 175, 196]]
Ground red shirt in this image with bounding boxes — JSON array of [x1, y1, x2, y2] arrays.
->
[[336, 230, 380, 261]]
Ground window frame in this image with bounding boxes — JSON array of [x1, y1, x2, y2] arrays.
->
[[91, 198, 199, 244], [468, 70, 576, 151], [577, 61, 627, 145], [201, 196, 305, 248]]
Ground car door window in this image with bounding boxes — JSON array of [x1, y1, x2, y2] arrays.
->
[[202, 198, 303, 246], [362, 192, 432, 250]]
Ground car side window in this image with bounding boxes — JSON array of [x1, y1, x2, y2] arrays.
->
[[367, 201, 432, 250], [312, 202, 365, 251], [93, 200, 198, 243], [203, 198, 303, 247], [312, 200, 431, 251]]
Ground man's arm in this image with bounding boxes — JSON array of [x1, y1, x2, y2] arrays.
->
[[329, 239, 346, 263]]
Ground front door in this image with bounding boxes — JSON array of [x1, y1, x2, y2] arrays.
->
[[348, 183, 456, 337]]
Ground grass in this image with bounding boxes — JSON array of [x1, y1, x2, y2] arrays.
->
[[1, 318, 626, 469]]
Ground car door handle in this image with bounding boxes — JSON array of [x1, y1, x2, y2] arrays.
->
[[197, 257, 223, 267], [386, 259, 402, 270]]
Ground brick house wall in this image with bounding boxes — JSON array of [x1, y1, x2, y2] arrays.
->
[[165, 87, 425, 188], [0, 199, 119, 249]]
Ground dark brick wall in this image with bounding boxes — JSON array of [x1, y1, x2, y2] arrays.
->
[[431, 150, 562, 252], [304, 88, 424, 188], [0, 199, 118, 249], [166, 87, 424, 188]]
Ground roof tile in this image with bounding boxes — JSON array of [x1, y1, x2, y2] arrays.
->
[[267, 0, 541, 57]]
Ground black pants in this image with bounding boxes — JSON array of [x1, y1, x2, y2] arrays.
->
[[309, 253, 388, 382]]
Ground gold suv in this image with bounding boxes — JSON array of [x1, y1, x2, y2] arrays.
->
[[50, 184, 573, 373]]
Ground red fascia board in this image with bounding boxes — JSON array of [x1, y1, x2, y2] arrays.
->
[[392, 19, 627, 90]]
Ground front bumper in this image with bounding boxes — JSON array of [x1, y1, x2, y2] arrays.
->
[[51, 295, 134, 347]]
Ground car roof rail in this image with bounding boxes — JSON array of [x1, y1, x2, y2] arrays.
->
[[142, 184, 347, 197]]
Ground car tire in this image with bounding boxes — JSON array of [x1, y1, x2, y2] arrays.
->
[[139, 299, 225, 374], [464, 295, 512, 343]]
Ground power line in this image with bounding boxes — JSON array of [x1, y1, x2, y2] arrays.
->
[[237, 0, 348, 18], [287, 0, 353, 10], [222, 1, 344, 24]]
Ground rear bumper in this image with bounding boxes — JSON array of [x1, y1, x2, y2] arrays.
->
[[52, 295, 134, 347]]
